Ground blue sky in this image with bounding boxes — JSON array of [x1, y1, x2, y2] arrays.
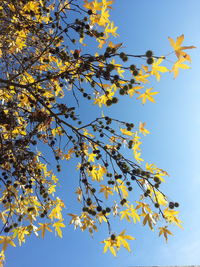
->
[[6, 1, 200, 266]]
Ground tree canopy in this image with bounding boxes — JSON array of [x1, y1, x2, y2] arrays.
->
[[0, 0, 196, 264]]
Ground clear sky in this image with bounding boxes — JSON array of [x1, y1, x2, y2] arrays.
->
[[6, 1, 200, 266]]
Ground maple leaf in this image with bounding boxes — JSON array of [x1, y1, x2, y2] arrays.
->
[[137, 88, 159, 104], [128, 86, 144, 97], [52, 127, 64, 136], [13, 227, 29, 246], [120, 205, 140, 223], [134, 150, 144, 163], [159, 226, 173, 242], [108, 41, 123, 49], [151, 58, 169, 81], [49, 201, 64, 220], [0, 236, 16, 251], [102, 230, 135, 256], [115, 181, 129, 198], [23, 1, 39, 13], [120, 209, 131, 222], [99, 185, 113, 199], [163, 208, 183, 228], [143, 213, 154, 230], [120, 128, 134, 136], [154, 191, 168, 206], [117, 230, 135, 252], [129, 205, 140, 223], [171, 57, 190, 79], [37, 223, 52, 238], [134, 69, 150, 84], [168, 34, 196, 62], [139, 122, 150, 136], [68, 214, 83, 229], [87, 153, 96, 162], [53, 219, 65, 238], [105, 22, 118, 37], [75, 187, 82, 202]]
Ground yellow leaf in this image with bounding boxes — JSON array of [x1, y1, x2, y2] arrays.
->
[[171, 57, 190, 78], [168, 34, 196, 62], [154, 191, 167, 206], [128, 86, 144, 97], [159, 226, 173, 242], [134, 69, 150, 84], [37, 223, 52, 238], [134, 150, 144, 163], [137, 88, 159, 104], [115, 181, 129, 198], [151, 58, 169, 81], [120, 128, 133, 136], [83, 129, 95, 137], [139, 122, 150, 136], [87, 153, 96, 162], [164, 208, 183, 228], [52, 127, 64, 136], [53, 219, 65, 238], [99, 185, 113, 199], [143, 214, 154, 230], [0, 236, 16, 251]]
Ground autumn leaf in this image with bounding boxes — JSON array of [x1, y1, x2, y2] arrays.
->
[[168, 34, 196, 62], [117, 230, 135, 252], [139, 122, 150, 136], [151, 58, 169, 81], [164, 208, 183, 228], [53, 219, 66, 238], [0, 236, 16, 251], [154, 191, 168, 206], [171, 57, 190, 78], [99, 185, 113, 199], [13, 227, 30, 246], [101, 230, 135, 256], [143, 214, 154, 230], [120, 205, 140, 223], [134, 150, 144, 163], [37, 223, 52, 238], [120, 128, 134, 136], [134, 69, 150, 84], [159, 226, 173, 242], [115, 181, 129, 198], [137, 88, 159, 104]]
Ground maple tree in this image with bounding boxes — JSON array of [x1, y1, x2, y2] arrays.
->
[[0, 0, 196, 264]]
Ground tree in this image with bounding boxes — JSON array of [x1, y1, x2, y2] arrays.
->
[[0, 0, 195, 263]]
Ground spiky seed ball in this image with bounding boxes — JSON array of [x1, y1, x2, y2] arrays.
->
[[106, 207, 111, 213], [147, 57, 154, 65], [130, 64, 136, 71], [111, 234, 116, 240], [4, 227, 10, 233], [87, 9, 93, 15], [106, 99, 112, 106], [112, 97, 118, 104], [133, 70, 139, 76], [119, 52, 125, 59], [145, 50, 153, 58], [154, 176, 160, 183], [96, 206, 102, 212], [119, 89, 125, 95]]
